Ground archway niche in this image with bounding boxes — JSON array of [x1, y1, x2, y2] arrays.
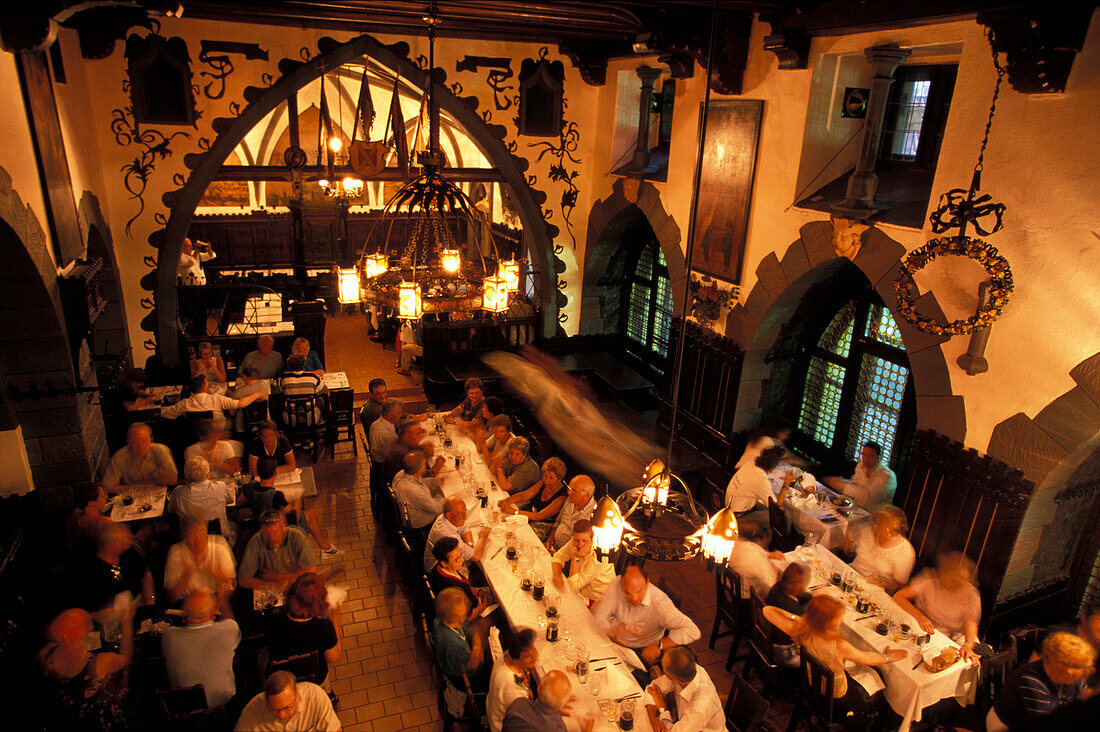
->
[[0, 171, 107, 491], [154, 34, 560, 364], [580, 179, 685, 335], [729, 220, 965, 443]]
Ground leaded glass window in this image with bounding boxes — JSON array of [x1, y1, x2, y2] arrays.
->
[[797, 298, 911, 466], [625, 241, 672, 359]]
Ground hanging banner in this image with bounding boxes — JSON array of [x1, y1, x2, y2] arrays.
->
[[389, 77, 409, 179]]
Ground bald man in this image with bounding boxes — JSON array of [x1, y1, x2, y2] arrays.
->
[[502, 669, 593, 732], [424, 496, 491, 573], [102, 422, 178, 494], [545, 475, 597, 551], [161, 588, 241, 707], [593, 565, 701, 678]]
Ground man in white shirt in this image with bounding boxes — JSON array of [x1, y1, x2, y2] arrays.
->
[[392, 449, 447, 529], [726, 520, 782, 599], [235, 671, 340, 731], [424, 497, 490, 573], [725, 445, 790, 514], [162, 588, 240, 708], [849, 505, 915, 592], [369, 398, 403, 463], [735, 416, 792, 470], [231, 365, 270, 432], [545, 475, 596, 551], [592, 566, 701, 671], [551, 519, 615, 604], [184, 419, 240, 479], [162, 375, 264, 422], [644, 646, 724, 732], [829, 441, 898, 508], [178, 237, 215, 286], [488, 627, 539, 732]]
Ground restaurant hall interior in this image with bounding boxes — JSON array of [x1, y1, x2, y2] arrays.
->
[[0, 1, 1098, 730]]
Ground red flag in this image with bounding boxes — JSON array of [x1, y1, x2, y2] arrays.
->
[[389, 77, 409, 179]]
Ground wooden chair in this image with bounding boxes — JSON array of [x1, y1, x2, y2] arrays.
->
[[325, 387, 357, 457], [267, 650, 321, 684], [746, 586, 795, 696], [768, 497, 803, 552], [422, 616, 484, 731], [725, 672, 770, 732], [786, 649, 841, 732], [241, 398, 269, 436], [283, 394, 323, 462], [710, 566, 749, 669], [976, 648, 1016, 719]]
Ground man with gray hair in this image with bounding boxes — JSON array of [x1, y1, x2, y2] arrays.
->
[[235, 670, 340, 731], [167, 456, 237, 544], [240, 334, 284, 380], [369, 397, 403, 463], [383, 418, 445, 485], [102, 422, 178, 493], [545, 474, 597, 550], [495, 436, 541, 494], [424, 496, 491, 573], [393, 449, 447, 529], [161, 587, 240, 708], [644, 645, 724, 731], [502, 669, 593, 732]]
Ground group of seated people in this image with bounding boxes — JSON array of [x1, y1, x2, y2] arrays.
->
[[41, 405, 351, 729], [725, 497, 1099, 730]]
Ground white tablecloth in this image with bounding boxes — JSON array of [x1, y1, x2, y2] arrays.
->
[[782, 545, 978, 731], [425, 418, 653, 731], [768, 467, 869, 549]]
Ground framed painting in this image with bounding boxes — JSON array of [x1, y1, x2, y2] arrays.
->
[[690, 99, 763, 284]]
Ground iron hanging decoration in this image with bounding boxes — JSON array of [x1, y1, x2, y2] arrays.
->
[[894, 31, 1015, 337]]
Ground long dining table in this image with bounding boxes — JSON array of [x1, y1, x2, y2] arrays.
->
[[422, 416, 654, 730], [776, 544, 979, 731], [767, 465, 870, 549]]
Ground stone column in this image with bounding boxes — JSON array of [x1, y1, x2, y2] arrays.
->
[[832, 44, 911, 220], [632, 66, 662, 170]]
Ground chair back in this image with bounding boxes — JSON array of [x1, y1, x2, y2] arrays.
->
[[716, 565, 743, 623], [977, 648, 1016, 715], [724, 672, 769, 732], [268, 650, 320, 684], [284, 395, 318, 429], [328, 387, 354, 421], [798, 648, 836, 724], [748, 587, 774, 657], [1006, 625, 1042, 667], [155, 684, 208, 716], [242, 399, 269, 432], [768, 497, 790, 540]]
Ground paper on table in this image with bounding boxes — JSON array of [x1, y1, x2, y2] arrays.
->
[[274, 469, 302, 486]]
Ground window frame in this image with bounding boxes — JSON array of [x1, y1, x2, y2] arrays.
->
[[621, 238, 673, 374], [792, 292, 915, 473], [878, 63, 958, 171]]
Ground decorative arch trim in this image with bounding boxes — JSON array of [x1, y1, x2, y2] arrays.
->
[[151, 34, 560, 364], [578, 178, 685, 335], [727, 220, 966, 442]]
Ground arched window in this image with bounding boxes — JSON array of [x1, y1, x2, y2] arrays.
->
[[624, 238, 673, 361], [797, 297, 912, 466]]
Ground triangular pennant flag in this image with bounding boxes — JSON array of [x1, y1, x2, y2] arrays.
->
[[352, 64, 375, 144], [389, 76, 409, 179], [411, 91, 430, 158]]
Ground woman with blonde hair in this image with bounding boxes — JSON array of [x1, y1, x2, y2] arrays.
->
[[893, 551, 982, 661], [765, 595, 906, 729], [190, 341, 227, 388], [290, 336, 325, 376], [500, 456, 568, 540]]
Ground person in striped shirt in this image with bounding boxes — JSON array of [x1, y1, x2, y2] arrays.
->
[[989, 631, 1095, 730]]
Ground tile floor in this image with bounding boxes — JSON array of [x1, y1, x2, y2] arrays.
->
[[301, 322, 794, 730]]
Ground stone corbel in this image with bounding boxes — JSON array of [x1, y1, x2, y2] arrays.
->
[[763, 30, 811, 70]]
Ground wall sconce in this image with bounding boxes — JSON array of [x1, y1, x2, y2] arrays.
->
[[957, 280, 992, 375]]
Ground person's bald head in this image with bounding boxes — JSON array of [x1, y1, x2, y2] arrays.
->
[[539, 669, 573, 712], [47, 608, 93, 647], [621, 565, 649, 606], [444, 497, 467, 527], [183, 588, 218, 624], [567, 475, 595, 508]]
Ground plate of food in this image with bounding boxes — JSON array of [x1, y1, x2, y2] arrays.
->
[[922, 646, 960, 672], [829, 495, 853, 508]]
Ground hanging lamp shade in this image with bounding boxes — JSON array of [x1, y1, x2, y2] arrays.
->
[[500, 258, 521, 292], [482, 274, 510, 313], [364, 253, 388, 278], [701, 508, 739, 564], [336, 268, 360, 304], [591, 495, 624, 554], [440, 248, 462, 274], [398, 280, 423, 319]]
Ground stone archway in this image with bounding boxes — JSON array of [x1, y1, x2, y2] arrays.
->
[[579, 178, 686, 335], [0, 167, 106, 492], [152, 34, 560, 364], [727, 220, 965, 441]]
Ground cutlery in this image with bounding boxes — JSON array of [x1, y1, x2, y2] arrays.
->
[[854, 614, 876, 622], [912, 657, 925, 671], [490, 546, 503, 560], [809, 584, 827, 591], [590, 656, 618, 663], [614, 693, 641, 703]]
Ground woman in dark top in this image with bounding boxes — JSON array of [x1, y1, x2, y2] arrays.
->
[[265, 572, 341, 682], [764, 561, 812, 666], [428, 538, 493, 626], [499, 457, 568, 541], [248, 420, 296, 475]]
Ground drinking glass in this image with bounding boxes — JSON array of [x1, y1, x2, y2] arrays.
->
[[532, 575, 545, 602], [589, 667, 606, 697], [575, 646, 590, 684], [619, 698, 635, 730]]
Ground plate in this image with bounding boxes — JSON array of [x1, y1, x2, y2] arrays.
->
[[829, 495, 853, 508]]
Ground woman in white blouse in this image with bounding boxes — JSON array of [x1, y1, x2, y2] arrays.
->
[[893, 551, 981, 662], [848, 506, 915, 593], [725, 445, 793, 514]]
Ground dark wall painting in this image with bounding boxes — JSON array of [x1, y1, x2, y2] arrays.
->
[[691, 99, 763, 284]]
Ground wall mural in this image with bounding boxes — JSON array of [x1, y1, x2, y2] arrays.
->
[[198, 41, 269, 100], [456, 56, 515, 111]]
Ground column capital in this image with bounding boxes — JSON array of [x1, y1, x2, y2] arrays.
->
[[864, 44, 912, 78]]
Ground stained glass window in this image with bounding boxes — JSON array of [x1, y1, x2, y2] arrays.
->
[[625, 240, 672, 359], [798, 298, 910, 467]]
